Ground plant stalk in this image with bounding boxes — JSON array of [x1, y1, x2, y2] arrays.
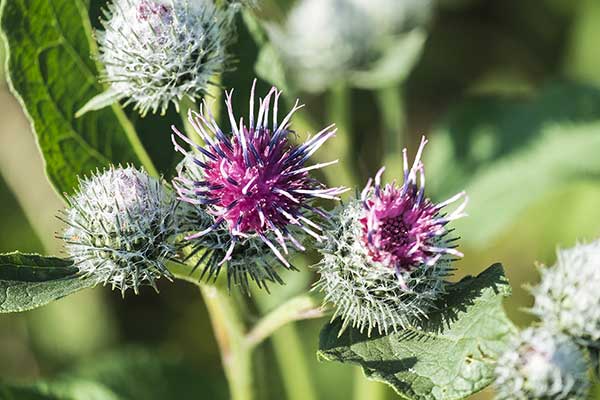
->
[[375, 85, 406, 175], [111, 105, 159, 177], [200, 283, 255, 400], [327, 83, 358, 187]]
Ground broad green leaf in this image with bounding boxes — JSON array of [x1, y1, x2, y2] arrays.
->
[[0, 0, 140, 195], [0, 252, 95, 313], [426, 83, 600, 247], [318, 264, 516, 400]]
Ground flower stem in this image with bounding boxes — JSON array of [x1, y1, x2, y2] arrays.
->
[[246, 294, 324, 347], [199, 283, 255, 400], [375, 85, 406, 175], [112, 105, 159, 178], [327, 83, 358, 186], [169, 263, 255, 400]]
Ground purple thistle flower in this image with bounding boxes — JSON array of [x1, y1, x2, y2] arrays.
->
[[360, 136, 468, 286], [172, 80, 347, 267]]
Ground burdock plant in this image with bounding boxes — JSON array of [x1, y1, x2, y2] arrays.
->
[[315, 137, 468, 334]]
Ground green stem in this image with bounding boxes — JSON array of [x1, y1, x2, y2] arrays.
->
[[375, 85, 406, 174], [353, 367, 387, 400], [112, 105, 159, 177], [327, 83, 358, 187], [246, 294, 324, 348], [178, 96, 200, 142], [170, 264, 255, 400], [200, 283, 255, 400]]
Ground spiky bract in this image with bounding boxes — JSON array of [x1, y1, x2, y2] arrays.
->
[[531, 240, 600, 344], [494, 328, 590, 400], [97, 0, 232, 115], [60, 166, 179, 295]]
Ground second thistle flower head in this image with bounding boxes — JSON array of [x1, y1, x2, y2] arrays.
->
[[315, 137, 468, 335], [361, 137, 468, 285], [172, 80, 346, 270], [96, 0, 232, 115], [60, 166, 179, 295]]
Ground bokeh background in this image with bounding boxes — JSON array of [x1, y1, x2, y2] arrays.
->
[[2, 0, 600, 399]]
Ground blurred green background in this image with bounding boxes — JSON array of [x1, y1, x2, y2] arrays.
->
[[3, 0, 600, 399]]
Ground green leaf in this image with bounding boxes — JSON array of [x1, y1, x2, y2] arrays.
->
[[0, 0, 141, 195], [0, 252, 95, 313], [75, 88, 122, 118], [426, 82, 600, 247], [318, 264, 516, 400]]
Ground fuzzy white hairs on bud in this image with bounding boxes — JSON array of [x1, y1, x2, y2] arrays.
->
[[531, 240, 600, 344], [314, 199, 453, 336], [60, 166, 180, 295], [494, 327, 590, 400], [97, 0, 233, 115]]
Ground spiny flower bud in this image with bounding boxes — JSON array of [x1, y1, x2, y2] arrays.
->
[[270, 0, 433, 92], [172, 80, 346, 291], [59, 166, 179, 295], [494, 328, 590, 400], [531, 240, 600, 344], [315, 137, 467, 335], [269, 0, 374, 92], [93, 0, 232, 116]]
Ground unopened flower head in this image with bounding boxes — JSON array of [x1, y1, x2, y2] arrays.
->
[[270, 0, 373, 92], [531, 240, 600, 343], [494, 327, 590, 400], [350, 0, 433, 37], [172, 81, 346, 281], [97, 0, 232, 115], [315, 137, 467, 335], [60, 166, 179, 295]]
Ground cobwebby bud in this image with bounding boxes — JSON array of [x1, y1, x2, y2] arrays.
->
[[494, 327, 590, 400], [531, 240, 600, 344], [60, 166, 179, 295], [96, 0, 232, 115]]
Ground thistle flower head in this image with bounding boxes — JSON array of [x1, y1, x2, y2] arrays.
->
[[60, 166, 179, 295], [97, 0, 232, 115], [172, 81, 346, 277], [315, 137, 467, 335], [494, 328, 590, 400], [361, 137, 468, 283], [531, 240, 600, 344]]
